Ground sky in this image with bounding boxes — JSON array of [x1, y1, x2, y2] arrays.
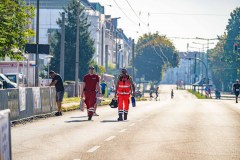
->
[[89, 0, 240, 52]]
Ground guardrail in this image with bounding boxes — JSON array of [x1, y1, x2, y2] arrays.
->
[[0, 87, 56, 121]]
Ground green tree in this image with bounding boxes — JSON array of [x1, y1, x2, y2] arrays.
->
[[208, 34, 234, 91], [223, 7, 240, 80], [0, 0, 34, 59], [135, 33, 179, 82], [50, 0, 95, 81]]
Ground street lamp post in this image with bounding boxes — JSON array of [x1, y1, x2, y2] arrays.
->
[[194, 38, 215, 78], [185, 57, 208, 83], [75, 0, 80, 97], [35, 0, 40, 87]]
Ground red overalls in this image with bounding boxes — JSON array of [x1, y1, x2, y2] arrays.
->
[[117, 75, 131, 118]]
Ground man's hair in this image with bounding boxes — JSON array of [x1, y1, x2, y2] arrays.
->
[[49, 70, 55, 74]]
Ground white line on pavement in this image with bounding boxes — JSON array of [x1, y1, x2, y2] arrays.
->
[[104, 136, 116, 141], [120, 129, 127, 133], [129, 123, 135, 127], [87, 146, 100, 153], [138, 119, 144, 122]]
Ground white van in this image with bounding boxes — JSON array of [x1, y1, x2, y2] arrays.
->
[[4, 73, 27, 87], [0, 73, 17, 88]]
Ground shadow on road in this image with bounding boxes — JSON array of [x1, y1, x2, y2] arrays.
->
[[101, 120, 119, 123], [69, 116, 88, 118], [65, 120, 89, 123]]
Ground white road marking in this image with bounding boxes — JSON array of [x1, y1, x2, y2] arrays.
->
[[120, 129, 127, 133], [104, 136, 116, 141], [87, 146, 100, 153], [129, 123, 135, 127], [138, 119, 144, 122]]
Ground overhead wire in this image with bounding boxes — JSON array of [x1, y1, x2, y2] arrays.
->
[[112, 0, 139, 26], [124, 0, 148, 27]]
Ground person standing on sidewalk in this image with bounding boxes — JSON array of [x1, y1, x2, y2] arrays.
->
[[100, 80, 107, 97], [233, 79, 240, 103], [115, 68, 135, 121], [49, 71, 65, 116], [81, 66, 101, 120]]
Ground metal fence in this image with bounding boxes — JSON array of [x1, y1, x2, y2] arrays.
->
[[0, 87, 56, 121]]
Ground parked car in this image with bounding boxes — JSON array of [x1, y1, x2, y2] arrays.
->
[[4, 73, 27, 86], [0, 80, 3, 89], [0, 73, 17, 88]]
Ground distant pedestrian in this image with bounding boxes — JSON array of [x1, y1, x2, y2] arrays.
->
[[81, 66, 101, 120], [171, 89, 174, 99], [100, 80, 107, 97], [149, 90, 153, 100], [155, 87, 159, 101], [233, 79, 240, 103], [49, 71, 64, 116]]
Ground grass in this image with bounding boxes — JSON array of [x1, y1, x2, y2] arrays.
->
[[187, 89, 206, 99], [62, 97, 147, 112], [136, 97, 148, 101], [62, 97, 81, 104]]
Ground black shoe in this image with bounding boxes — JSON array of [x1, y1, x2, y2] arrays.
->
[[60, 112, 62, 116], [124, 113, 128, 120], [118, 117, 123, 121], [55, 112, 60, 116], [118, 113, 123, 121], [236, 101, 238, 103], [88, 116, 92, 121]]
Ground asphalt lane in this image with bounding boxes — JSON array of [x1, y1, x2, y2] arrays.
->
[[12, 85, 240, 160]]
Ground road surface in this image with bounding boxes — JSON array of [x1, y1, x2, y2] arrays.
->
[[12, 85, 240, 160]]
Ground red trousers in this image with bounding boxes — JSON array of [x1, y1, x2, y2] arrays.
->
[[118, 94, 130, 114], [84, 91, 96, 117]]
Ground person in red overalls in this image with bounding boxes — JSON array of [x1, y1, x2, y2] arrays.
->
[[81, 66, 101, 120], [115, 68, 135, 121]]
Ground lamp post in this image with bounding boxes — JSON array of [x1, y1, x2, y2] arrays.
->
[[35, 0, 40, 87], [192, 41, 214, 78], [75, 0, 80, 97], [185, 57, 208, 83], [194, 38, 215, 77]]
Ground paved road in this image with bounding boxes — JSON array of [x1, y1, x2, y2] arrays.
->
[[12, 85, 240, 160]]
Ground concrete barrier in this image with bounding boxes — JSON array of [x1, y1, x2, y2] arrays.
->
[[0, 109, 11, 160], [0, 87, 56, 121]]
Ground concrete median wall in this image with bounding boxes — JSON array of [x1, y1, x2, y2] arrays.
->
[[0, 87, 56, 121]]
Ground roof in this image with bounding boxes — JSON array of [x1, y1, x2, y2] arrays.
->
[[26, 0, 91, 9]]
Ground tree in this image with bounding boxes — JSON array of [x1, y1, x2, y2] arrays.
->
[[135, 33, 179, 82], [208, 34, 234, 91], [50, 0, 95, 81], [223, 7, 240, 80], [0, 0, 34, 59]]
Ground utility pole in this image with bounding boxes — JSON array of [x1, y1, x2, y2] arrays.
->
[[75, 2, 80, 97], [105, 45, 108, 73], [206, 39, 209, 78], [132, 39, 135, 81], [60, 12, 65, 81], [115, 29, 118, 70], [194, 53, 197, 91], [35, 0, 40, 86], [101, 25, 104, 66]]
